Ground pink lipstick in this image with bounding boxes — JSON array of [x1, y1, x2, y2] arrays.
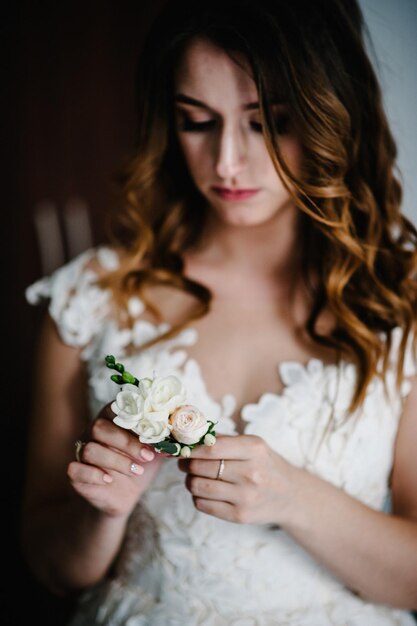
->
[[211, 186, 260, 201]]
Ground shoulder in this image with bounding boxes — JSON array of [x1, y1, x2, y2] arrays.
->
[[25, 245, 123, 349], [26, 245, 122, 301]]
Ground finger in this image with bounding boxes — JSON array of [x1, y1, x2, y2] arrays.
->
[[189, 434, 260, 461], [89, 418, 156, 463], [96, 402, 116, 422], [71, 480, 113, 503], [81, 441, 146, 477], [186, 474, 238, 504], [193, 497, 237, 523], [178, 458, 240, 483], [67, 460, 113, 485]]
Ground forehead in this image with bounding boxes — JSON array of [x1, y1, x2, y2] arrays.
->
[[174, 37, 258, 104]]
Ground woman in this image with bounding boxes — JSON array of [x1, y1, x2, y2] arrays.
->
[[23, 0, 417, 624]]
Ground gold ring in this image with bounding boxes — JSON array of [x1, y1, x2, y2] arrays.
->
[[216, 458, 225, 480], [74, 439, 85, 462]]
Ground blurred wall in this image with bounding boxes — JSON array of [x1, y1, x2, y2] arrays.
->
[[359, 0, 417, 225], [8, 3, 165, 625]]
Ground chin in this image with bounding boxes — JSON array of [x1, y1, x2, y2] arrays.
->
[[216, 205, 283, 228]]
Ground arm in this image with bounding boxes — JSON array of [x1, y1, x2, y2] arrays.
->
[[20, 312, 163, 595], [180, 375, 417, 609], [282, 377, 417, 609]]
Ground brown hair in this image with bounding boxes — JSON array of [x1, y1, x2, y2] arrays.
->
[[101, 0, 417, 412]]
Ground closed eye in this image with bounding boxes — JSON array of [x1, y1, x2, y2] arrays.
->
[[176, 111, 291, 135], [178, 118, 216, 132]]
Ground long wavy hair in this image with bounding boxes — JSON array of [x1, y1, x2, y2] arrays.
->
[[101, 0, 417, 413]]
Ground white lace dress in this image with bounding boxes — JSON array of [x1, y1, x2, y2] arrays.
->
[[26, 246, 417, 626]]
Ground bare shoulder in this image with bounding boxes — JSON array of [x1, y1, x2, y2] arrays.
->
[[391, 374, 417, 520]]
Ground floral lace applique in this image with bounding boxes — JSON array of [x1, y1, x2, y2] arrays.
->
[[26, 246, 417, 626]]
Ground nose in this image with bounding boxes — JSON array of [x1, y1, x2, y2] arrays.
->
[[215, 124, 247, 180]]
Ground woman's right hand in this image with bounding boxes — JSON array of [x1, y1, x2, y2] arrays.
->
[[67, 403, 164, 518]]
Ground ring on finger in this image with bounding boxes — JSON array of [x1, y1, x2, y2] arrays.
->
[[216, 458, 225, 480], [74, 439, 86, 462]]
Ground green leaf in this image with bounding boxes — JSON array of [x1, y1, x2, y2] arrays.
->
[[154, 441, 180, 455]]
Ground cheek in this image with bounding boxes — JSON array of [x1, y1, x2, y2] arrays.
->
[[253, 142, 283, 185], [177, 136, 209, 182], [260, 139, 302, 192], [262, 138, 303, 191]]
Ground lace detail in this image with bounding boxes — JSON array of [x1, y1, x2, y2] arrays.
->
[[25, 247, 116, 349], [26, 247, 417, 626]]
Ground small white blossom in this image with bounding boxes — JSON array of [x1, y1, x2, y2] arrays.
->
[[172, 443, 181, 456], [180, 446, 192, 458], [139, 377, 153, 398], [133, 417, 170, 444], [204, 433, 216, 446], [145, 375, 186, 414], [111, 383, 145, 429]]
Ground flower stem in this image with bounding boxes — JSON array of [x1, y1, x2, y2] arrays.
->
[[105, 355, 139, 386]]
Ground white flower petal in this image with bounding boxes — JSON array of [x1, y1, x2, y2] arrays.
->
[[113, 415, 139, 430]]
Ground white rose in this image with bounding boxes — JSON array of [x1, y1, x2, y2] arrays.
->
[[138, 377, 153, 398], [144, 375, 186, 415], [111, 383, 144, 429], [169, 404, 209, 445], [132, 416, 170, 444]]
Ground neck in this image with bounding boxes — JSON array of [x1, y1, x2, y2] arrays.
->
[[189, 204, 302, 281]]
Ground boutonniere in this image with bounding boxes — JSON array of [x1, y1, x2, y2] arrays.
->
[[105, 355, 217, 457]]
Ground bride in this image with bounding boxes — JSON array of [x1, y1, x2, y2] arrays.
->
[[22, 0, 417, 624]]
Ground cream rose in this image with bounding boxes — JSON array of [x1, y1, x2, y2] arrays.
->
[[144, 375, 186, 415], [111, 383, 145, 429], [169, 404, 209, 445]]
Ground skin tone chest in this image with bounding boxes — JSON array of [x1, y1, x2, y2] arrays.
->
[[143, 266, 338, 434]]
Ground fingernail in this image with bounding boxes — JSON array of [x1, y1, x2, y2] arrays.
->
[[103, 474, 113, 483], [130, 463, 144, 475], [140, 448, 155, 461]]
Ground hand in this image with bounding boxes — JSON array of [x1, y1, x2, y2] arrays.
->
[[67, 403, 165, 518], [178, 434, 295, 525]]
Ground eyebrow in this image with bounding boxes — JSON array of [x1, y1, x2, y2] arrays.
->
[[175, 93, 283, 111]]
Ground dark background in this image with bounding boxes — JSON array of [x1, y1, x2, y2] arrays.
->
[[6, 2, 164, 624]]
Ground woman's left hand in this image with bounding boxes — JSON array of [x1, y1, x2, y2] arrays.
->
[[178, 434, 296, 525]]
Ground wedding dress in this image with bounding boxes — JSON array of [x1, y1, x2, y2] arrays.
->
[[26, 246, 417, 626]]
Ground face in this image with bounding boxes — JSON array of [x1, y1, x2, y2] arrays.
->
[[173, 37, 302, 228]]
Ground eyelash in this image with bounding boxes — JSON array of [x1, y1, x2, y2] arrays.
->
[[180, 119, 217, 132], [178, 115, 290, 135]]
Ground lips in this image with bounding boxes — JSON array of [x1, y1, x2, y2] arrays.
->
[[211, 187, 260, 201]]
